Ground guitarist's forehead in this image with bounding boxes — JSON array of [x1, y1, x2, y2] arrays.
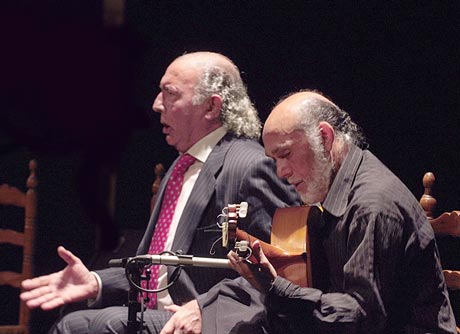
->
[[263, 130, 305, 159]]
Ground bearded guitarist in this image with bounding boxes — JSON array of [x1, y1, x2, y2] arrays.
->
[[162, 91, 456, 334]]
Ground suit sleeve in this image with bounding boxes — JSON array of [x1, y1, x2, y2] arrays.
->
[[92, 267, 130, 308]]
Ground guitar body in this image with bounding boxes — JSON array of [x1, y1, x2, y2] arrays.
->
[[233, 205, 321, 288], [272, 206, 311, 287]]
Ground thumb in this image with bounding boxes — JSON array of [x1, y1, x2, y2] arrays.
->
[[57, 246, 82, 266], [164, 304, 181, 313], [251, 240, 277, 280], [251, 240, 266, 263]]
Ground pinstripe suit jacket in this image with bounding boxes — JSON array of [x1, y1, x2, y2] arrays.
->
[[96, 134, 300, 307]]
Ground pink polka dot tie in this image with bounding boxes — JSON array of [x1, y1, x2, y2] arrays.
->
[[143, 153, 196, 308]]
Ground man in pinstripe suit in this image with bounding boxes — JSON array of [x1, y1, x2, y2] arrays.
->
[[20, 52, 300, 333]]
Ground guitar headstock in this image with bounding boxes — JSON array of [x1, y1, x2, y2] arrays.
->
[[220, 202, 248, 249]]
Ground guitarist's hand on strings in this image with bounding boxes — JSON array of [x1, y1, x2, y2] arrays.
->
[[228, 240, 277, 292]]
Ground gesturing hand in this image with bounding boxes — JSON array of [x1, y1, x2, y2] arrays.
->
[[161, 300, 202, 334], [20, 246, 99, 310], [228, 240, 277, 292]]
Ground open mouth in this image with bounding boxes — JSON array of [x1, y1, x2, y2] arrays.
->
[[161, 123, 171, 134]]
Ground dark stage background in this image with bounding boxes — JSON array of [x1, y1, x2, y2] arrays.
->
[[1, 1, 459, 333]]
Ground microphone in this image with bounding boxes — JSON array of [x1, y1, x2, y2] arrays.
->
[[109, 254, 230, 269], [109, 202, 252, 269]]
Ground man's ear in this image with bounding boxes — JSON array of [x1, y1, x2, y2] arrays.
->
[[204, 95, 223, 121], [319, 121, 335, 152]]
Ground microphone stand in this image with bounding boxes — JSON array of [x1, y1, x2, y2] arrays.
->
[[110, 248, 247, 334], [111, 202, 250, 334], [124, 257, 151, 334]]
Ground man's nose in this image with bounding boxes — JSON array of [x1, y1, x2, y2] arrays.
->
[[277, 161, 292, 180], [152, 93, 163, 113]]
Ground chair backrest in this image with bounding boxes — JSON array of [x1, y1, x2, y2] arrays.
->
[[419, 171, 460, 332], [150, 162, 165, 214], [0, 160, 38, 334]]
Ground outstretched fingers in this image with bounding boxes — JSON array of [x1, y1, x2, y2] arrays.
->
[[20, 246, 95, 311], [20, 284, 64, 310], [21, 273, 53, 290]]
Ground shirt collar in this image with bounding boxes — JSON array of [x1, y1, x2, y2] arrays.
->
[[186, 127, 227, 163], [322, 144, 363, 217]]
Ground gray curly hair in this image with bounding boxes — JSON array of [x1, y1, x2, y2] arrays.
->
[[290, 90, 368, 154], [192, 63, 261, 139]]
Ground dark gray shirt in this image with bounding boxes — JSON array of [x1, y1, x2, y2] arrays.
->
[[269, 145, 456, 333]]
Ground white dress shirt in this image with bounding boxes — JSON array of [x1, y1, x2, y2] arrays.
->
[[155, 126, 227, 309]]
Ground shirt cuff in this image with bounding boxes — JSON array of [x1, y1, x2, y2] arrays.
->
[[87, 271, 102, 307]]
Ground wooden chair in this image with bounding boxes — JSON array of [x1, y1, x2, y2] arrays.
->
[[420, 171, 460, 331], [87, 162, 165, 271], [150, 162, 165, 213], [0, 160, 38, 334]]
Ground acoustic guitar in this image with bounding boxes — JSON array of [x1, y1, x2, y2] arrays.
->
[[222, 203, 323, 288]]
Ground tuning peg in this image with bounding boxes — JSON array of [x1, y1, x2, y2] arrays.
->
[[238, 202, 248, 218]]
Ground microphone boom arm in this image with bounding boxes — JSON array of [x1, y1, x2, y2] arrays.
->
[[109, 254, 230, 269]]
